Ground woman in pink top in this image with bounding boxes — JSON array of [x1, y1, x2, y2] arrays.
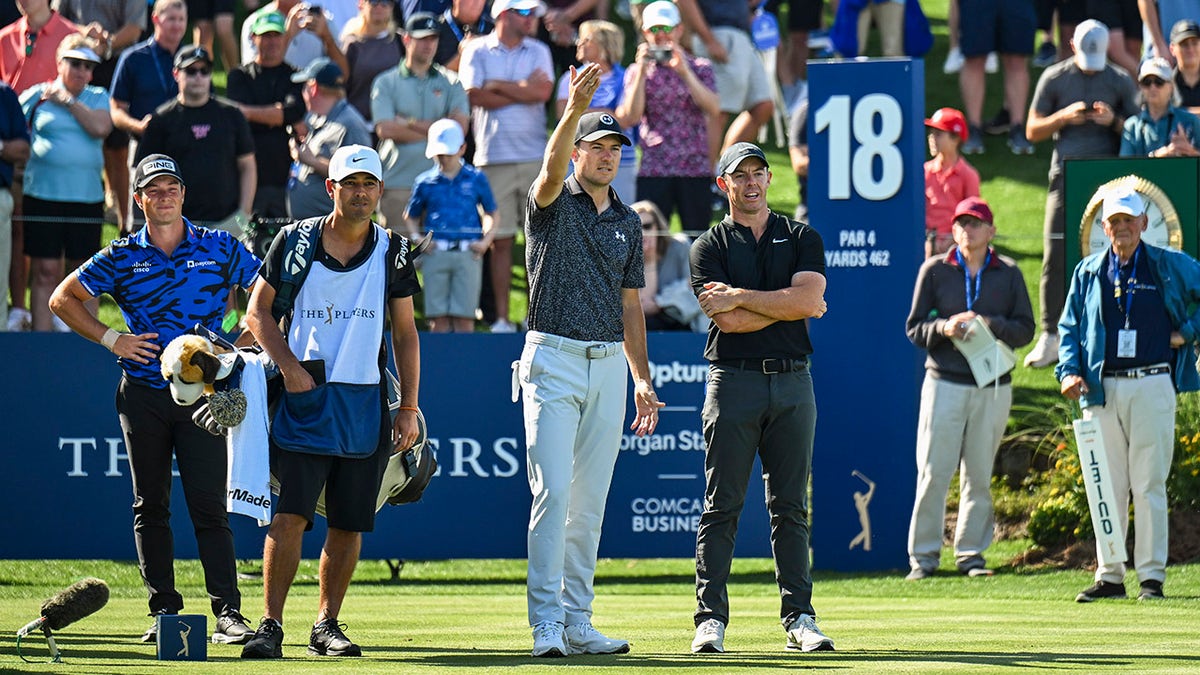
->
[[924, 107, 981, 257]]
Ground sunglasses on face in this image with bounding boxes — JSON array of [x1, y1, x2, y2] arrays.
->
[[183, 66, 212, 77], [65, 58, 96, 71], [1141, 77, 1168, 88], [648, 25, 672, 34]]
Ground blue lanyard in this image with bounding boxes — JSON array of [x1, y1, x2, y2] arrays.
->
[[955, 247, 991, 311], [1109, 246, 1140, 328]]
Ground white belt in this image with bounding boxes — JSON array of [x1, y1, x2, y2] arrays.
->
[[526, 331, 622, 360]]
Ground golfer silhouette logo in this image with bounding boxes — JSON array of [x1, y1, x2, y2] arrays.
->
[[177, 621, 191, 658], [848, 470, 876, 552]]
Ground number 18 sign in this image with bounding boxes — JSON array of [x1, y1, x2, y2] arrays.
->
[[806, 59, 925, 571]]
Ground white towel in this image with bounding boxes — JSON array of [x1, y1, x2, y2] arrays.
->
[[226, 352, 272, 526]]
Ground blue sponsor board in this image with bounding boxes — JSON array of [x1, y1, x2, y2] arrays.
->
[[807, 59, 925, 570], [0, 333, 772, 561]]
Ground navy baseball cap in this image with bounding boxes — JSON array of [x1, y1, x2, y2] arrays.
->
[[405, 12, 440, 37], [291, 57, 344, 87], [574, 112, 631, 145], [174, 44, 212, 69], [715, 142, 769, 176]]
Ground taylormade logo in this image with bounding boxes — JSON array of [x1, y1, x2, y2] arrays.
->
[[284, 225, 314, 276], [229, 489, 271, 508]]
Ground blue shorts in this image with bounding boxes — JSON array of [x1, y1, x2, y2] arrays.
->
[[960, 0, 1037, 57]]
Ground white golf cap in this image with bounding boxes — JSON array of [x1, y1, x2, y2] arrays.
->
[[328, 144, 383, 181], [425, 119, 465, 158], [1101, 188, 1145, 221], [642, 1, 680, 29], [1138, 57, 1173, 83], [60, 46, 102, 63], [491, 0, 545, 19], [1072, 19, 1109, 72]]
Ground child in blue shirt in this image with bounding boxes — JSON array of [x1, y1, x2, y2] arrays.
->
[[404, 119, 498, 332]]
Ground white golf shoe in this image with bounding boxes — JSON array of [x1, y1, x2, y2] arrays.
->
[[564, 622, 629, 654], [786, 614, 834, 652], [691, 618, 725, 653], [531, 620, 568, 658], [1024, 332, 1059, 368]]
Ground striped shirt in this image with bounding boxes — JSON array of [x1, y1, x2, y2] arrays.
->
[[459, 33, 552, 166]]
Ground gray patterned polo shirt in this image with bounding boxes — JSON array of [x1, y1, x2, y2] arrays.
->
[[525, 175, 644, 342]]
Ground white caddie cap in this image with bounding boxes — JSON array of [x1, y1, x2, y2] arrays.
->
[[328, 145, 383, 181], [1101, 188, 1145, 221], [425, 119, 465, 158]]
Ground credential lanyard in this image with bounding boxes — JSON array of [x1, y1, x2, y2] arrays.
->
[[1110, 246, 1140, 329], [955, 248, 991, 311]]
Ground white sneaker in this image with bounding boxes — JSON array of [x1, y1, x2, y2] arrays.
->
[[531, 621, 568, 658], [985, 52, 999, 73], [691, 618, 725, 653], [1023, 332, 1059, 368], [785, 614, 834, 652], [490, 319, 517, 333], [6, 307, 31, 332], [943, 47, 964, 74], [565, 622, 629, 654]]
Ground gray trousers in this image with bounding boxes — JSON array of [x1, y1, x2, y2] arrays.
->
[[694, 363, 818, 628], [1039, 172, 1066, 333]]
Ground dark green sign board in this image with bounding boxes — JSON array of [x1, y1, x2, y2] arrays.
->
[[1063, 157, 1199, 290]]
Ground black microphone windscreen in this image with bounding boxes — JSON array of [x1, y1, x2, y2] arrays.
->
[[40, 578, 109, 631]]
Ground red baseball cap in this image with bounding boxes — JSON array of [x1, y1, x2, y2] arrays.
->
[[953, 197, 994, 226], [925, 107, 969, 143]]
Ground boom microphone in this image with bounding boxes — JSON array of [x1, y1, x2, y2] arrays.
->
[[17, 578, 109, 637]]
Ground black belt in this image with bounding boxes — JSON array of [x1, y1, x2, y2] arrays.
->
[[714, 358, 808, 374], [1103, 365, 1171, 379]]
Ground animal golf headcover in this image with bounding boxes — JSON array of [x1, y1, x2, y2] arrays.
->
[[161, 334, 247, 432]]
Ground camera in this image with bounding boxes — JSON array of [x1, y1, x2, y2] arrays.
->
[[651, 46, 671, 64]]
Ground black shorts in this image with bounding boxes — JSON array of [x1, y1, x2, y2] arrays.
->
[[271, 410, 392, 532], [1086, 0, 1141, 35], [960, 0, 1037, 57], [764, 0, 825, 32], [1036, 0, 1088, 28], [22, 195, 103, 260], [187, 0, 235, 21]]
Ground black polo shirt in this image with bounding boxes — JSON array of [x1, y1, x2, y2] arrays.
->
[[690, 211, 825, 361], [225, 62, 305, 189], [1176, 70, 1200, 109]]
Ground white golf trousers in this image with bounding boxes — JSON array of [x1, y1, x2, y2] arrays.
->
[[519, 331, 627, 626]]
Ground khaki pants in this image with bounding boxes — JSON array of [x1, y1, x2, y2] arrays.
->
[[1085, 374, 1176, 584], [378, 188, 414, 235], [908, 376, 1010, 572]]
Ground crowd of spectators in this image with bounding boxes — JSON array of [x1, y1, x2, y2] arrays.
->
[[4, 0, 1200, 336]]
